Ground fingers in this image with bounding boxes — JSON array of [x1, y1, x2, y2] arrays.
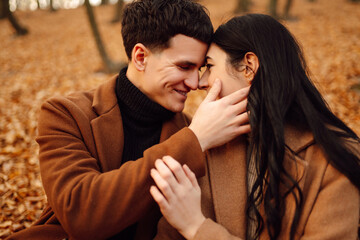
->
[[236, 124, 251, 135], [231, 98, 248, 116], [150, 168, 174, 201], [232, 112, 251, 135], [162, 156, 190, 185], [183, 164, 199, 189], [203, 79, 221, 102], [154, 159, 178, 187], [151, 156, 193, 200], [235, 111, 250, 126], [150, 185, 169, 210], [222, 86, 250, 105]]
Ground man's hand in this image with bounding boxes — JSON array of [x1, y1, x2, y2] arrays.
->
[[189, 79, 250, 152]]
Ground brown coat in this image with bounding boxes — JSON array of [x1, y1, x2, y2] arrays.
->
[[155, 125, 360, 240], [7, 76, 205, 240]]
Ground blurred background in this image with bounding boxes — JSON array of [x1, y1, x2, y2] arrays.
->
[[0, 0, 359, 238]]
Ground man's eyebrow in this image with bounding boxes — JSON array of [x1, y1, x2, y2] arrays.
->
[[176, 61, 197, 66]]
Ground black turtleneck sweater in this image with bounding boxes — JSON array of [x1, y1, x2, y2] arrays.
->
[[113, 67, 174, 239], [116, 67, 175, 163]]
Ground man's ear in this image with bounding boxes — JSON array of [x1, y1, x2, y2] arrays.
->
[[243, 52, 259, 83], [131, 43, 149, 71]]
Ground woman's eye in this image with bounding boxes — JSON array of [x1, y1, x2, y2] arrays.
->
[[206, 64, 213, 70]]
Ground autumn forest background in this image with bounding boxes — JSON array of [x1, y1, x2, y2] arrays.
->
[[0, 0, 359, 238]]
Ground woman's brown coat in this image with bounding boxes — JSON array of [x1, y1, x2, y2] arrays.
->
[[155, 125, 360, 240], [7, 76, 206, 240]]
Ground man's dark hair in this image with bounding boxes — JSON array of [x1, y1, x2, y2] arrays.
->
[[121, 0, 213, 59]]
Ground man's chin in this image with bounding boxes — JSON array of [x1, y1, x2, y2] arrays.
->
[[169, 104, 185, 113], [171, 107, 184, 113]]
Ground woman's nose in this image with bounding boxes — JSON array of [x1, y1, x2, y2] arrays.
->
[[198, 71, 209, 90]]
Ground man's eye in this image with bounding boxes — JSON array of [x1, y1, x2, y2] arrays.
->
[[179, 65, 190, 70]]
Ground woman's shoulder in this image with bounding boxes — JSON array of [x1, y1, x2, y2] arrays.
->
[[283, 123, 335, 181], [284, 123, 360, 156], [283, 123, 359, 189]]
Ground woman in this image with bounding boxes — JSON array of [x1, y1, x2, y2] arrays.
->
[[149, 14, 360, 240]]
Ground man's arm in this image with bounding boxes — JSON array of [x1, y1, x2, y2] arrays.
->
[[37, 99, 205, 240]]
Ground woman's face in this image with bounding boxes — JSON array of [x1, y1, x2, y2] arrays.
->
[[199, 43, 250, 98]]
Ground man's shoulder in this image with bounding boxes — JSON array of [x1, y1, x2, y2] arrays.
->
[[41, 87, 97, 123], [42, 75, 118, 118], [48, 88, 94, 106]]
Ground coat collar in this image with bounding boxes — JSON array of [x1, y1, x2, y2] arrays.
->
[[89, 75, 186, 171], [284, 124, 314, 154], [92, 75, 119, 116]]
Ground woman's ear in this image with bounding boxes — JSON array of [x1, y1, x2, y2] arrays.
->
[[243, 52, 259, 83], [131, 43, 149, 71]]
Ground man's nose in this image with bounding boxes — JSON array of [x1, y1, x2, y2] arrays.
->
[[184, 71, 200, 90], [198, 71, 209, 90]]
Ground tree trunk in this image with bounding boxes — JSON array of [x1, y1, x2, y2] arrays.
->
[[49, 0, 57, 12], [283, 0, 293, 19], [235, 0, 250, 13], [0, 0, 6, 19], [84, 0, 124, 73], [3, 0, 29, 35], [269, 0, 278, 18], [111, 0, 124, 23]]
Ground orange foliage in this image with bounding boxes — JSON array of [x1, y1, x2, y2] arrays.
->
[[0, 0, 359, 238]]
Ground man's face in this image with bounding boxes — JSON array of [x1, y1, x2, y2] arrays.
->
[[140, 34, 208, 112]]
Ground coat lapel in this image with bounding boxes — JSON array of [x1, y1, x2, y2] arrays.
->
[[90, 75, 125, 172], [207, 135, 248, 238], [284, 124, 314, 154]]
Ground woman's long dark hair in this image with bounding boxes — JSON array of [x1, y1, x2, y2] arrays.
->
[[213, 14, 360, 239]]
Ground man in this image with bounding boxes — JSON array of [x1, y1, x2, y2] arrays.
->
[[7, 0, 249, 239]]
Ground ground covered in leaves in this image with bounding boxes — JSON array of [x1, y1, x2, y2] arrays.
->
[[0, 0, 359, 238]]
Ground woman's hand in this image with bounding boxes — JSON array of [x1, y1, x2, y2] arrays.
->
[[150, 156, 205, 240]]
